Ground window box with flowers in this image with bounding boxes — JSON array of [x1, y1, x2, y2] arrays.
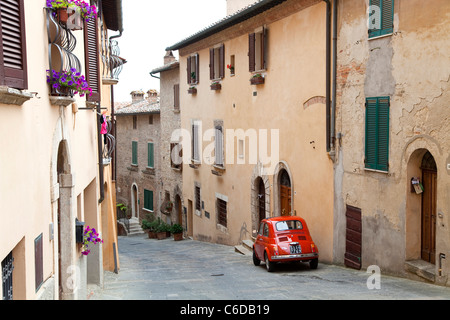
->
[[46, 0, 97, 31], [250, 73, 265, 85], [47, 68, 93, 106], [210, 81, 221, 91], [188, 86, 197, 95]]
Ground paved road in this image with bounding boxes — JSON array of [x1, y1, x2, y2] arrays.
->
[[88, 235, 450, 301]]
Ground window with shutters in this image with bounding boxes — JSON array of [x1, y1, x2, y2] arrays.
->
[[209, 44, 225, 80], [84, 14, 100, 102], [0, 0, 28, 90], [147, 142, 154, 168], [144, 189, 153, 211], [34, 234, 43, 292], [365, 97, 390, 172], [368, 0, 394, 38], [132, 141, 138, 166], [187, 53, 199, 84], [217, 198, 227, 228], [249, 27, 267, 72], [191, 121, 200, 162], [195, 185, 201, 213], [173, 84, 180, 111], [214, 125, 224, 168]]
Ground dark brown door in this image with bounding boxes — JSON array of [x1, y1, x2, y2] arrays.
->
[[345, 205, 362, 270], [421, 169, 437, 264], [279, 170, 291, 216], [258, 178, 266, 223]]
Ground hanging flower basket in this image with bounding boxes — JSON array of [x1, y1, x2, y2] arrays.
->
[[210, 82, 222, 91], [188, 87, 197, 94], [47, 0, 98, 31], [250, 74, 265, 85], [47, 68, 93, 98]]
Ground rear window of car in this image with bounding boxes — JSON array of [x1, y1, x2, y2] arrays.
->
[[276, 220, 303, 231]]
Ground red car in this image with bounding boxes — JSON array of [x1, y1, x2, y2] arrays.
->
[[253, 216, 319, 272]]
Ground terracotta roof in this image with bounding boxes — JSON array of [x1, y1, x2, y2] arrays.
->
[[115, 99, 160, 116]]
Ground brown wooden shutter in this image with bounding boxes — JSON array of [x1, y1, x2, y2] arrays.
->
[[84, 16, 100, 102], [248, 33, 255, 72], [209, 48, 214, 80], [187, 56, 191, 84], [219, 44, 225, 79], [34, 233, 43, 290], [0, 0, 28, 89], [344, 205, 362, 270], [262, 27, 268, 70], [195, 53, 199, 83], [173, 83, 179, 110]]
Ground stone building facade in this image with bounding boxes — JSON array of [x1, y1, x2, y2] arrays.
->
[[150, 51, 183, 228], [115, 91, 161, 225], [333, 0, 450, 286]]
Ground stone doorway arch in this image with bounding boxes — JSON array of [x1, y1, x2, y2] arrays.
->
[[251, 162, 270, 237]]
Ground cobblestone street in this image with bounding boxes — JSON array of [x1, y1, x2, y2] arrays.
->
[[88, 235, 450, 301]]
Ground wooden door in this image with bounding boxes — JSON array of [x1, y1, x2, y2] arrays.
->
[[258, 179, 266, 223], [345, 205, 362, 270], [421, 169, 437, 264], [280, 185, 291, 216]]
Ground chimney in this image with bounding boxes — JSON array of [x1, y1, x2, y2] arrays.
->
[[164, 50, 176, 65], [146, 89, 159, 103], [130, 90, 145, 103]]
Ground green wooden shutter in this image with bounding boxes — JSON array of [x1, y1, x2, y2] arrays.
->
[[132, 141, 138, 165], [369, 0, 394, 38], [144, 189, 153, 211], [148, 142, 154, 168], [365, 97, 390, 171]]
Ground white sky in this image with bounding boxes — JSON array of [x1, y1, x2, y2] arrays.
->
[[112, 0, 227, 103]]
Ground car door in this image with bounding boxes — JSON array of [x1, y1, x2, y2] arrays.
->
[[256, 222, 271, 259], [255, 222, 264, 259]]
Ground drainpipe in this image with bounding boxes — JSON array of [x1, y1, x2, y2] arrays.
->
[[323, 0, 331, 153], [330, 0, 338, 159], [97, 102, 105, 204]]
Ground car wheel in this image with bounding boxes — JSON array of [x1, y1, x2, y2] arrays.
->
[[309, 258, 318, 270], [265, 252, 275, 272], [252, 250, 260, 266]]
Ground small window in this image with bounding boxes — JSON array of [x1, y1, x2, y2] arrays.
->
[[229, 55, 235, 76], [149, 115, 153, 125], [133, 116, 137, 129], [263, 223, 269, 237], [187, 53, 199, 84], [191, 121, 200, 162], [209, 44, 225, 80], [249, 27, 267, 72], [173, 84, 180, 110], [195, 185, 201, 212], [217, 198, 227, 228], [144, 189, 153, 211], [368, 0, 394, 38], [132, 141, 138, 165], [214, 125, 224, 167]]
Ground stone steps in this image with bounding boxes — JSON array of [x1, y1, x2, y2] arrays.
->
[[235, 239, 254, 256]]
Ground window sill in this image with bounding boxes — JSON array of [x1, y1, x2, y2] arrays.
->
[[0, 86, 33, 106], [49, 95, 76, 107], [142, 208, 154, 213], [211, 165, 225, 176], [368, 32, 393, 41], [142, 167, 155, 175], [364, 167, 389, 174]]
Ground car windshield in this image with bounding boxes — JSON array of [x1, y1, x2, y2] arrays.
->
[[275, 220, 303, 231]]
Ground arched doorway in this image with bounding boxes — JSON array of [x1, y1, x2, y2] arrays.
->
[[420, 151, 437, 264], [279, 169, 291, 216], [131, 184, 138, 219]]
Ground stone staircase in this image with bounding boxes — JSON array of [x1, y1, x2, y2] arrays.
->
[[235, 239, 254, 256], [127, 218, 145, 236]]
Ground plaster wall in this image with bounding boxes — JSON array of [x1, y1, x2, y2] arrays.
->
[[335, 0, 450, 283], [180, 0, 335, 262]]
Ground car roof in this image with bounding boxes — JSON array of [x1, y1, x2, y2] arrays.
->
[[264, 216, 306, 223]]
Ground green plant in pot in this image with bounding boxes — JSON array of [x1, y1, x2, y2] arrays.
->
[[171, 224, 183, 241], [156, 220, 169, 240]]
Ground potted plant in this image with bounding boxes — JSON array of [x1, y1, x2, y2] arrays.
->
[[188, 86, 197, 94], [210, 81, 221, 91], [116, 203, 129, 219], [227, 64, 235, 75], [47, 0, 97, 30], [156, 220, 168, 240], [171, 224, 183, 241], [47, 68, 93, 98], [250, 73, 265, 85], [81, 226, 103, 256]]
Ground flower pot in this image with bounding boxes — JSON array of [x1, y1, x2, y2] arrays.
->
[[210, 83, 221, 90], [250, 76, 264, 85], [56, 7, 84, 31], [173, 233, 183, 241], [157, 232, 167, 240], [188, 88, 197, 94], [148, 231, 157, 239]]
